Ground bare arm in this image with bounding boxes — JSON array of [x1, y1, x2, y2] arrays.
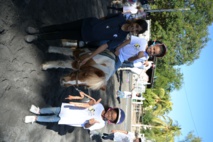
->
[[65, 92, 85, 100], [111, 129, 128, 134], [128, 51, 145, 62], [84, 118, 100, 128], [80, 43, 108, 65], [66, 90, 102, 108], [115, 39, 130, 56]]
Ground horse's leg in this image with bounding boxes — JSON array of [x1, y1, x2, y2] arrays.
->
[[42, 60, 72, 70], [48, 46, 74, 56]]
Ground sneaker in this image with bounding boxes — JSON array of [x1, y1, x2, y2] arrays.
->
[[103, 133, 108, 136], [24, 116, 36, 124], [30, 105, 40, 114], [101, 135, 108, 140], [89, 130, 100, 138], [26, 27, 39, 34], [24, 35, 38, 43]]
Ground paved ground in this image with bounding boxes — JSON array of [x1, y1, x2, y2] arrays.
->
[[0, 0, 133, 142]]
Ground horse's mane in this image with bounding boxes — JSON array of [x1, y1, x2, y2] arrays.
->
[[75, 66, 106, 90], [84, 73, 106, 90]]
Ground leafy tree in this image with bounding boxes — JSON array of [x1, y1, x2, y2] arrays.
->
[[180, 131, 202, 142], [151, 0, 213, 66], [154, 63, 183, 91], [143, 88, 173, 115]]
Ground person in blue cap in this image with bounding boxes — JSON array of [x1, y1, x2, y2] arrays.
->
[[24, 91, 125, 131]]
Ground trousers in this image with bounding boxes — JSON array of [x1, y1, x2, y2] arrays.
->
[[37, 19, 83, 40]]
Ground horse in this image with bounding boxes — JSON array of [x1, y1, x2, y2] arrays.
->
[[42, 46, 115, 90]]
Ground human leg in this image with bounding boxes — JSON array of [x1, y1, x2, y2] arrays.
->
[[102, 133, 114, 140], [25, 115, 60, 123], [38, 20, 83, 40], [25, 107, 61, 123], [36, 115, 60, 122], [117, 90, 125, 98], [114, 57, 123, 71], [39, 107, 61, 115], [39, 19, 83, 33], [25, 19, 84, 42], [120, 61, 134, 68]]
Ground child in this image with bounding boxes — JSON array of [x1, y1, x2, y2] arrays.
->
[[116, 90, 142, 99], [102, 129, 142, 142], [24, 14, 148, 65], [114, 36, 167, 71], [119, 60, 153, 71], [24, 91, 125, 131]]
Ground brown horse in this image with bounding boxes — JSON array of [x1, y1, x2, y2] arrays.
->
[[42, 46, 115, 90]]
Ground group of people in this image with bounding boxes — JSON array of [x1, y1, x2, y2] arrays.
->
[[108, 0, 155, 20], [23, 1, 167, 141]]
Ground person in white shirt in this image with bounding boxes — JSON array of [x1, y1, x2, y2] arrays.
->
[[24, 91, 125, 131], [114, 36, 167, 71], [102, 129, 142, 142], [116, 90, 142, 99]]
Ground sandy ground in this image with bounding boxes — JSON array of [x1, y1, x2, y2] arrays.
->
[[0, 0, 133, 142]]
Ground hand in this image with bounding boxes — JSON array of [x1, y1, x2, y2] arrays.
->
[[143, 61, 149, 67], [88, 98, 102, 106], [89, 118, 100, 125], [115, 50, 120, 56], [111, 130, 117, 133], [80, 57, 90, 66]]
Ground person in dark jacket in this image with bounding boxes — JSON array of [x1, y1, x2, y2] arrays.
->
[[25, 14, 148, 65]]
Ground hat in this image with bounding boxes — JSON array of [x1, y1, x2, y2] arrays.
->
[[115, 108, 125, 124]]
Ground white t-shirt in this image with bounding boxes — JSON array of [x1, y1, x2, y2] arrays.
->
[[114, 131, 135, 142], [58, 103, 105, 131], [119, 36, 147, 63], [123, 3, 138, 14]]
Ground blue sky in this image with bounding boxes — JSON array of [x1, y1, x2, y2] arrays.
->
[[169, 24, 213, 142]]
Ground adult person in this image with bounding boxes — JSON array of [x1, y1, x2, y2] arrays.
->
[[24, 14, 148, 65], [114, 36, 167, 71]]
